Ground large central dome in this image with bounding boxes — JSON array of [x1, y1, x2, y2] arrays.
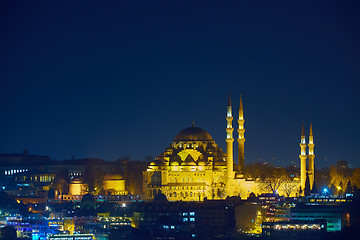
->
[[174, 126, 213, 141]]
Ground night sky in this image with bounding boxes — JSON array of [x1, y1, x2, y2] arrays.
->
[[1, 1, 359, 168]]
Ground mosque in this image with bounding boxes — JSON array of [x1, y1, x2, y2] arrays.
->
[[143, 96, 315, 201]]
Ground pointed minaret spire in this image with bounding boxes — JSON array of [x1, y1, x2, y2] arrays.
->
[[237, 95, 245, 172], [301, 121, 305, 140], [227, 91, 232, 118], [228, 91, 232, 106], [239, 95, 244, 120], [192, 120, 195, 127], [309, 122, 313, 139]]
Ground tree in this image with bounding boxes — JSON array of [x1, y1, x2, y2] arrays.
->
[[243, 162, 270, 179], [53, 168, 70, 195], [345, 180, 353, 194], [281, 178, 297, 197], [304, 173, 311, 196], [311, 179, 318, 195], [336, 159, 349, 169], [351, 168, 360, 188], [329, 184, 336, 195], [217, 188, 225, 198], [330, 159, 352, 190], [260, 166, 288, 194], [285, 164, 299, 179], [315, 167, 330, 190], [83, 165, 104, 194], [338, 180, 344, 195]]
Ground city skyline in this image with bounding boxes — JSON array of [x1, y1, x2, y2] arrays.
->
[[1, 1, 359, 168]]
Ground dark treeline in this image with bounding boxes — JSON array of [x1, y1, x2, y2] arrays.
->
[[243, 159, 360, 196]]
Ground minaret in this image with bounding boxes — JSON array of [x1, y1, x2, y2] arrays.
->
[[237, 95, 245, 172], [308, 123, 315, 190], [226, 93, 234, 181], [299, 122, 307, 192]]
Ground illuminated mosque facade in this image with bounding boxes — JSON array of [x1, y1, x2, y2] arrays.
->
[[143, 96, 315, 201]]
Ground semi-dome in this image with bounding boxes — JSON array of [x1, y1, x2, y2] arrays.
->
[[71, 178, 82, 183], [174, 126, 213, 141], [103, 173, 124, 180], [170, 161, 180, 166], [150, 159, 163, 166]]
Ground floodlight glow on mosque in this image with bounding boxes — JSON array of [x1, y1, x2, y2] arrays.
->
[[143, 94, 316, 201]]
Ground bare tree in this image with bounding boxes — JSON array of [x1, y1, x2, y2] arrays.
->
[[53, 168, 70, 195], [260, 166, 288, 194], [281, 178, 297, 197]]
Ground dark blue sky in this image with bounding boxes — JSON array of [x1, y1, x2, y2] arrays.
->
[[1, 1, 359, 168]]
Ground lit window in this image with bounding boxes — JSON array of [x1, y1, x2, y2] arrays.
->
[[183, 218, 188, 222], [190, 218, 195, 221], [190, 212, 195, 216], [170, 226, 175, 229]]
